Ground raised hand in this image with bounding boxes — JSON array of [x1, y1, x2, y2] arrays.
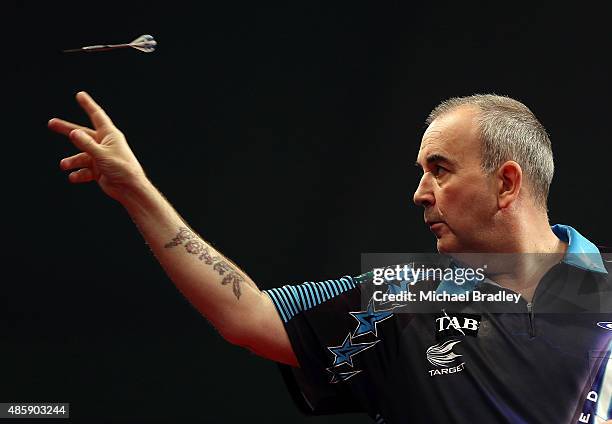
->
[[49, 91, 147, 203]]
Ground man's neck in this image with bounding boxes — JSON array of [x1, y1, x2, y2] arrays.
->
[[452, 212, 568, 302], [486, 213, 568, 302]]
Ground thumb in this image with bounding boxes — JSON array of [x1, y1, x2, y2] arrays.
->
[[69, 129, 102, 157]]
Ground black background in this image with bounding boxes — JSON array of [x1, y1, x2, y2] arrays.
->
[[6, 1, 612, 422]]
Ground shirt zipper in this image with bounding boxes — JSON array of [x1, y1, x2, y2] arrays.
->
[[521, 260, 565, 339], [526, 301, 535, 338]]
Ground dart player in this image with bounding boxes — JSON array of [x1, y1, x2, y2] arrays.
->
[[49, 92, 612, 424]]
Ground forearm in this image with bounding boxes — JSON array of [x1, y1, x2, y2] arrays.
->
[[119, 177, 266, 344], [50, 92, 296, 365]]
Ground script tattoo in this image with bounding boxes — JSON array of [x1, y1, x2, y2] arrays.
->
[[164, 227, 245, 299]]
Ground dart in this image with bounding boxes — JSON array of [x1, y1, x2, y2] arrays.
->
[[62, 34, 157, 53]]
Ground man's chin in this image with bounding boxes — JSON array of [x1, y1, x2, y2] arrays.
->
[[437, 238, 480, 255], [435, 237, 459, 254]]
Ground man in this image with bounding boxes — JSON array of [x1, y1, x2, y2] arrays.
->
[[49, 93, 612, 423]]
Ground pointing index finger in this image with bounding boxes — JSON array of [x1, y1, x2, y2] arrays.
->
[[75, 91, 114, 130], [48, 118, 97, 138]]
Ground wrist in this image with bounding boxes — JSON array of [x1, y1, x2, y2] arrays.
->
[[117, 176, 158, 212]]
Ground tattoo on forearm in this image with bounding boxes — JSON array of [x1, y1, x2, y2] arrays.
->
[[164, 227, 245, 299]]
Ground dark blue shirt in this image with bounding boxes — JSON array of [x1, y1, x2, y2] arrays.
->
[[264, 225, 612, 424]]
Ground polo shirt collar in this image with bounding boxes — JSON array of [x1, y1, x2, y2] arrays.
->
[[551, 224, 607, 274]]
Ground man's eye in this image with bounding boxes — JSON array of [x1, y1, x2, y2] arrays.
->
[[433, 165, 447, 176]]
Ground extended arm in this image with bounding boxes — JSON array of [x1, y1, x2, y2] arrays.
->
[[49, 92, 297, 366]]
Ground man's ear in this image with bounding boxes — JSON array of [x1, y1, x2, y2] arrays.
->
[[497, 161, 522, 209]]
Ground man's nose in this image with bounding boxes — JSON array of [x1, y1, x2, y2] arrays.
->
[[413, 173, 435, 208]]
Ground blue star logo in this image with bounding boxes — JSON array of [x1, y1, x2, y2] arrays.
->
[[386, 279, 411, 295], [349, 300, 394, 338], [327, 334, 379, 367]]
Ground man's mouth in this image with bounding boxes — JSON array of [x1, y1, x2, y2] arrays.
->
[[426, 221, 446, 236]]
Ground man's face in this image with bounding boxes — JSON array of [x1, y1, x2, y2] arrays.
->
[[414, 106, 499, 253]]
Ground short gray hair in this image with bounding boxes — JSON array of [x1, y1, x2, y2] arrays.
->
[[426, 94, 554, 210]]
